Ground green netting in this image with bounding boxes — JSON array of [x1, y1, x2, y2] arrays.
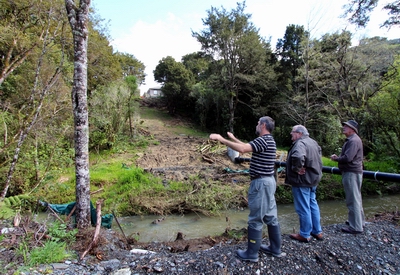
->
[[46, 201, 113, 229]]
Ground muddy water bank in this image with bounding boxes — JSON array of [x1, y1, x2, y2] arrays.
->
[[117, 194, 400, 242]]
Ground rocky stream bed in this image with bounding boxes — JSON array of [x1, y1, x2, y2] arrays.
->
[[1, 212, 399, 275]]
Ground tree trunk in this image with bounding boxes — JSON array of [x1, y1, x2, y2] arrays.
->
[[65, 0, 92, 229]]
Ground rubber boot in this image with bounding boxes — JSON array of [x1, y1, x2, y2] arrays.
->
[[236, 227, 262, 262], [260, 224, 284, 257]]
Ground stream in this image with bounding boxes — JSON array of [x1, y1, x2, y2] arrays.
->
[[116, 194, 400, 243]]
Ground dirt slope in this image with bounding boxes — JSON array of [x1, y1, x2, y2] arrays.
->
[[135, 110, 253, 185], [135, 106, 285, 185]]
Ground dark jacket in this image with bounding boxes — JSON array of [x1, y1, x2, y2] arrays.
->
[[285, 135, 322, 187], [337, 134, 363, 174]]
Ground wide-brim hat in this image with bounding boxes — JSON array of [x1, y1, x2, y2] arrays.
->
[[342, 120, 358, 133]]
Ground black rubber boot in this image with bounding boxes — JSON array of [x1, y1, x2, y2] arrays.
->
[[236, 227, 262, 262], [260, 224, 284, 257]]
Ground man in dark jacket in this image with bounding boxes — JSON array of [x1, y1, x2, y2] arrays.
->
[[287, 125, 323, 242], [331, 120, 365, 234]]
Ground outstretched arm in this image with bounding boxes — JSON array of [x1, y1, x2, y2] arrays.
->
[[209, 133, 252, 154], [227, 132, 246, 145]]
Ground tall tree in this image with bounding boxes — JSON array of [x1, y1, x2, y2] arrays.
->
[[192, 1, 270, 133], [154, 56, 194, 115], [275, 24, 306, 95], [117, 52, 146, 84], [343, 0, 400, 28], [65, 0, 91, 229], [125, 75, 139, 138]]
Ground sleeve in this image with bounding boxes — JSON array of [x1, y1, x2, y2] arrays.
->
[[290, 142, 306, 173], [337, 139, 357, 164]]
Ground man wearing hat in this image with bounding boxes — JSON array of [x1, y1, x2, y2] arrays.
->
[[330, 120, 365, 234]]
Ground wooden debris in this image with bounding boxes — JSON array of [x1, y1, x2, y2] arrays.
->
[[80, 200, 103, 260], [202, 155, 214, 163], [138, 128, 151, 136], [176, 232, 185, 240]]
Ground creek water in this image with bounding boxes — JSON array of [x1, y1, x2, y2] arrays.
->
[[116, 194, 400, 243]]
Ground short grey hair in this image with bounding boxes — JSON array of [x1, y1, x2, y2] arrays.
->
[[260, 116, 275, 133], [293, 125, 309, 136]]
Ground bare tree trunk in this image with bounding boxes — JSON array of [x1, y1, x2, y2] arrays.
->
[[65, 0, 91, 229]]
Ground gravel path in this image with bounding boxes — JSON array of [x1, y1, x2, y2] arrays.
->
[[15, 218, 399, 275]]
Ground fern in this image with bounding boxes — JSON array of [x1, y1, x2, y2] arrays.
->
[[0, 202, 15, 219], [0, 194, 36, 219], [3, 194, 33, 209]]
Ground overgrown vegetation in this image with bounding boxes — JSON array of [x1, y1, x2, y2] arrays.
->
[[27, 143, 399, 218], [1, 216, 77, 273], [0, 0, 399, 272]]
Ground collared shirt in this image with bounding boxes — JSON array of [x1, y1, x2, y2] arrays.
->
[[249, 134, 276, 178]]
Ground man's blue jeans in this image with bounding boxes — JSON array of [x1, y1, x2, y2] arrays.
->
[[247, 176, 279, 231], [292, 186, 322, 238]]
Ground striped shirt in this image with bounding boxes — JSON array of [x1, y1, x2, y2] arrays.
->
[[249, 134, 276, 178]]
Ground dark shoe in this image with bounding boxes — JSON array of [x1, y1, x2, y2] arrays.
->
[[341, 227, 363, 234], [346, 220, 366, 228], [260, 244, 286, 257], [260, 224, 285, 257], [236, 227, 262, 262], [310, 232, 324, 241], [289, 233, 310, 243]]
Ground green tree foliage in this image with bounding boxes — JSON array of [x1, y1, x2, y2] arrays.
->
[[0, 0, 59, 85], [343, 0, 400, 28], [274, 25, 307, 131], [87, 27, 122, 94], [154, 56, 195, 115], [89, 79, 137, 150], [124, 75, 140, 138], [0, 0, 72, 199], [192, 1, 274, 134], [275, 25, 306, 94], [116, 52, 146, 84], [181, 52, 222, 129], [366, 55, 400, 160], [305, 33, 398, 154], [182, 52, 212, 82], [272, 24, 399, 154], [0, 0, 145, 201]]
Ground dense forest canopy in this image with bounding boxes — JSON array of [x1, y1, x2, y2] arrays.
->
[[0, 0, 399, 201]]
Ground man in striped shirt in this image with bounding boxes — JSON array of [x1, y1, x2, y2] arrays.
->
[[209, 116, 284, 262]]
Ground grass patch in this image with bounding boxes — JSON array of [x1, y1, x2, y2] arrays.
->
[[11, 219, 77, 270], [28, 241, 71, 266], [140, 106, 173, 121], [98, 171, 247, 216], [140, 106, 208, 138], [364, 160, 399, 174]]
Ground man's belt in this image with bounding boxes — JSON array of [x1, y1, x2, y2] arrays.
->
[[250, 174, 273, 180]]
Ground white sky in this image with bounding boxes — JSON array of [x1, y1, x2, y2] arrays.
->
[[93, 0, 399, 95]]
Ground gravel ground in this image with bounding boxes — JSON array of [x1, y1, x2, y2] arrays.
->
[[3, 216, 398, 275]]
